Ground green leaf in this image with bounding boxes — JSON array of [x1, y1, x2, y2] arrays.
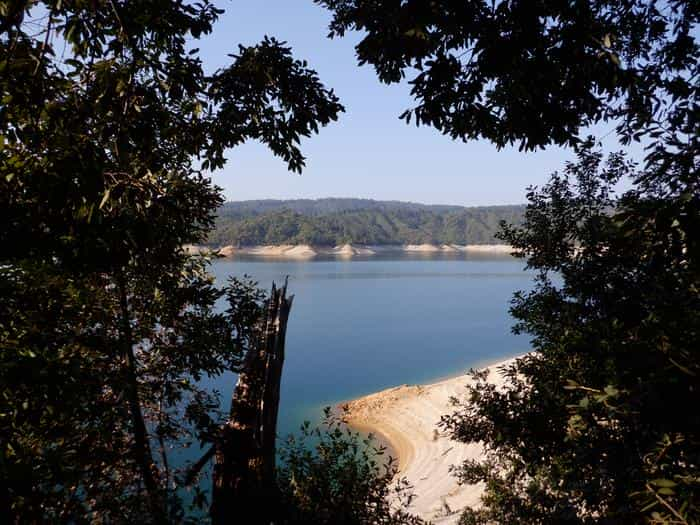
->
[[651, 479, 677, 488]]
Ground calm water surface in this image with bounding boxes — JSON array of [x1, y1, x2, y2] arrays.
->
[[207, 253, 534, 437]]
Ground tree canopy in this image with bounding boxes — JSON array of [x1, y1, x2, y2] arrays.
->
[[277, 408, 424, 525], [210, 200, 524, 246], [3, 0, 698, 523], [318, 0, 697, 152], [444, 144, 699, 523], [1, 1, 342, 521], [318, 0, 699, 523]]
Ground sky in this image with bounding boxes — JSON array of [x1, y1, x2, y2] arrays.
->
[[198, 1, 637, 207]]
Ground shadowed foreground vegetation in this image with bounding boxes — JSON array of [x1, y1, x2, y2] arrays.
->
[[2, 0, 697, 523]]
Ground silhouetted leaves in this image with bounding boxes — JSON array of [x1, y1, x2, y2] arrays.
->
[[0, 1, 341, 522], [442, 145, 699, 524], [277, 408, 424, 525], [318, 0, 697, 152], [318, 1, 699, 523]]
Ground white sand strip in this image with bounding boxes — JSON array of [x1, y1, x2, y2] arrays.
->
[[183, 243, 514, 258], [340, 357, 518, 524]]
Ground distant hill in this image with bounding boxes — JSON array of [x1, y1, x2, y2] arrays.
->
[[209, 198, 525, 246], [216, 198, 468, 217]]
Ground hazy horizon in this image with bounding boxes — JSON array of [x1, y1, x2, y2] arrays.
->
[[220, 196, 527, 208]]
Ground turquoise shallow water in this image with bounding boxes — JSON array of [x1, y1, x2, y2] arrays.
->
[[207, 253, 534, 437]]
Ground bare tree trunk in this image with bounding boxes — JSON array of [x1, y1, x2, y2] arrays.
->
[[210, 281, 293, 525], [116, 273, 165, 523]]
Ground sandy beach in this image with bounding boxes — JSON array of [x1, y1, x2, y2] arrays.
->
[[340, 357, 518, 524]]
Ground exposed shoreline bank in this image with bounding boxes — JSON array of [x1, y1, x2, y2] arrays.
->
[[185, 243, 514, 259], [339, 356, 519, 524]]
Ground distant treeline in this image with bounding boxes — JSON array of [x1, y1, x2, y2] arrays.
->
[[209, 199, 525, 246]]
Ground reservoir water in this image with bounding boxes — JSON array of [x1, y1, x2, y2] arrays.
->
[[207, 253, 535, 438]]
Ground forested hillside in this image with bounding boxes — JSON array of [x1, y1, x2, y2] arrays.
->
[[209, 199, 524, 246]]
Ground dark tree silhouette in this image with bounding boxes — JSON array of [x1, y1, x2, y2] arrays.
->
[[318, 1, 699, 522], [0, 2, 341, 522]]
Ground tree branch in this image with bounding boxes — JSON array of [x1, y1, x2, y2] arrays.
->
[[116, 271, 165, 522], [184, 445, 216, 486]]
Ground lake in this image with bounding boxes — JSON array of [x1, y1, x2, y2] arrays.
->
[[208, 253, 535, 438]]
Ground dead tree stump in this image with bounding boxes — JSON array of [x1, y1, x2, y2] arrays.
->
[[210, 280, 293, 525]]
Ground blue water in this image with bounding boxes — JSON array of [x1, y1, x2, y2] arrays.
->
[[207, 253, 534, 437]]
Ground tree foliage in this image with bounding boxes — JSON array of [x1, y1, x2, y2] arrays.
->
[[0, 1, 341, 522], [210, 202, 524, 246], [319, 0, 699, 523], [318, 0, 697, 151], [443, 145, 699, 524], [277, 408, 424, 525], [216, 197, 470, 217]]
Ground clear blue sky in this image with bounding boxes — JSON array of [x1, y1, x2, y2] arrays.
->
[[199, 1, 637, 206]]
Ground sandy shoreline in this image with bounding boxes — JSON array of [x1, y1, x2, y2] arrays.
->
[[339, 357, 519, 524], [185, 243, 514, 258]]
